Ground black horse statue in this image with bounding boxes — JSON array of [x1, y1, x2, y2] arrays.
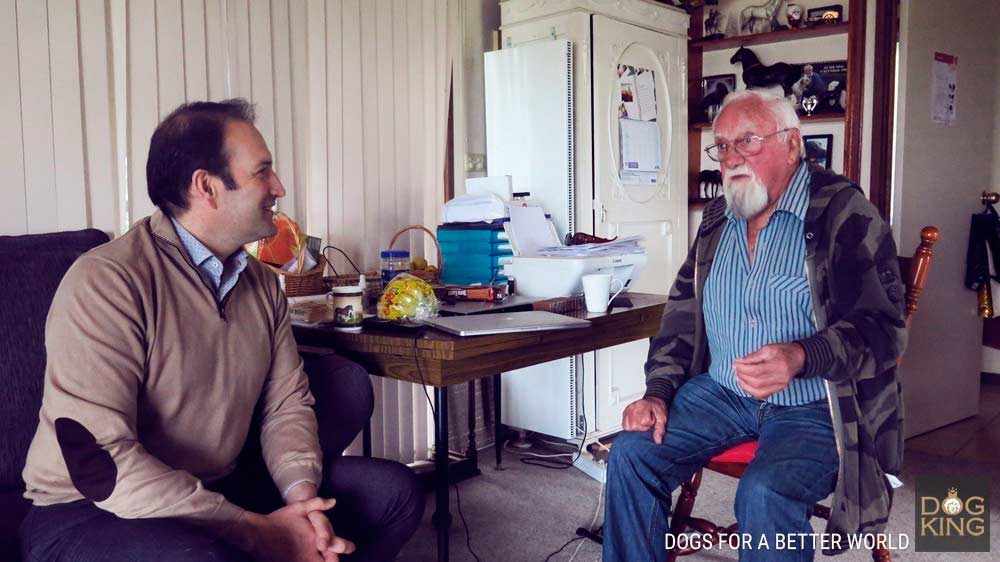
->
[[730, 46, 800, 95]]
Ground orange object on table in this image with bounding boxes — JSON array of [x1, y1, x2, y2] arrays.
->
[[257, 212, 305, 267]]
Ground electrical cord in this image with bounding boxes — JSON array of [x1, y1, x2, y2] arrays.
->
[[520, 386, 587, 470], [543, 537, 584, 562], [453, 482, 482, 562], [567, 474, 605, 562], [503, 440, 576, 459], [412, 331, 480, 562], [321, 245, 364, 277]]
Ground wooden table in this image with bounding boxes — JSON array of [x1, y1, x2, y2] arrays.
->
[[294, 292, 667, 562]]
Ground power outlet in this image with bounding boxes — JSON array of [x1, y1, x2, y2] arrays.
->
[[464, 153, 486, 173]]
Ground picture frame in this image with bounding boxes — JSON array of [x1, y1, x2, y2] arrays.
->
[[807, 5, 843, 25], [792, 60, 847, 115], [700, 73, 736, 122], [802, 134, 834, 170]]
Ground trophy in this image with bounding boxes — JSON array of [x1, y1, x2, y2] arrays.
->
[[801, 95, 818, 116]]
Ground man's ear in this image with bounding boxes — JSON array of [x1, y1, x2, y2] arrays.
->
[[189, 169, 220, 210], [788, 130, 802, 164]]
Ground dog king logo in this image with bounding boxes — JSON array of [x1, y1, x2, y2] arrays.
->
[[915, 477, 990, 552]]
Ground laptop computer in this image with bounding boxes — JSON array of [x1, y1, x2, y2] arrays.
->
[[423, 310, 590, 336]]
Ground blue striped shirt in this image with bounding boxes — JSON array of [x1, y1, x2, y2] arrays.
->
[[703, 162, 827, 405], [171, 218, 248, 303]]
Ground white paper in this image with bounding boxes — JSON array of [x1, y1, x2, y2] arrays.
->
[[508, 205, 561, 256], [619, 118, 662, 177], [635, 70, 657, 121], [931, 52, 958, 125], [538, 235, 644, 257]]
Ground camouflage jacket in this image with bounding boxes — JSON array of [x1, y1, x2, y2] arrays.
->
[[644, 164, 906, 553]]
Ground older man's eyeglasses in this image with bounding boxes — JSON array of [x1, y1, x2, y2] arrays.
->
[[704, 128, 795, 162]]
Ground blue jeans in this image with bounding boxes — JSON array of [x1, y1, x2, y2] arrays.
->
[[603, 374, 839, 562]]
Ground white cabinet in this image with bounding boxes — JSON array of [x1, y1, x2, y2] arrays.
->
[[489, 0, 688, 440]]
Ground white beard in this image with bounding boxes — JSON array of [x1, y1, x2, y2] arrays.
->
[[723, 167, 769, 219]]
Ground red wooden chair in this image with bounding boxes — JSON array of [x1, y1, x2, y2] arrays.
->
[[666, 226, 939, 562]]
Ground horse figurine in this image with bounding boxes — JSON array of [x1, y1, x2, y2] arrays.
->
[[730, 46, 800, 95], [741, 0, 784, 35], [704, 9, 723, 39]]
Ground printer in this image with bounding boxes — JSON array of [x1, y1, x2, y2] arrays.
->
[[499, 206, 648, 298], [502, 253, 647, 299]]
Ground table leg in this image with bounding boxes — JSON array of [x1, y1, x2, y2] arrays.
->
[[432, 386, 451, 562], [494, 374, 503, 469], [465, 381, 478, 466]]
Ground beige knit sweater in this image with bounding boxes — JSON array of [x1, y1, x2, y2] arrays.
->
[[22, 210, 321, 533]]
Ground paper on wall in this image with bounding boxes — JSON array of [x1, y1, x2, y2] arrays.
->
[[619, 118, 662, 179], [932, 52, 958, 125]]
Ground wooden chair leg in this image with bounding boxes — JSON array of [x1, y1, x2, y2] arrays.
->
[[666, 469, 703, 562], [872, 547, 892, 561]]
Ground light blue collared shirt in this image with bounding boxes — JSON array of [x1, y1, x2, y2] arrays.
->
[[170, 218, 248, 303], [703, 162, 827, 406]]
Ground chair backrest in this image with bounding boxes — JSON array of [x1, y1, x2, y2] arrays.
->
[[0, 229, 110, 558], [897, 226, 939, 329]]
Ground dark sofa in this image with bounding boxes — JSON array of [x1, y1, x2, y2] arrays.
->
[[0, 229, 112, 559]]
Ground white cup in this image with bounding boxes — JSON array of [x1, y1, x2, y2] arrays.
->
[[582, 273, 625, 313]]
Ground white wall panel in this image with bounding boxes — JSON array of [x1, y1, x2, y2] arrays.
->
[[0, 0, 27, 234], [182, 0, 209, 100], [17, 0, 58, 234], [79, 0, 120, 235]]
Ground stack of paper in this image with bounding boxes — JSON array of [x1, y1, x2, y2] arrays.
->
[[537, 236, 644, 257]]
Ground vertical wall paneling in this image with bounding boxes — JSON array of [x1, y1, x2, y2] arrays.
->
[[305, 0, 328, 255], [288, 0, 309, 225], [270, 0, 297, 218], [79, 0, 119, 235], [326, 0, 348, 272], [17, 0, 58, 233], [47, 0, 89, 231], [128, 0, 159, 223], [392, 0, 414, 462], [358, 1, 384, 457], [182, 0, 209, 100], [0, 0, 28, 234], [110, 0, 129, 230], [227, 0, 251, 100], [359, 1, 379, 274], [247, 0, 275, 152], [338, 0, 363, 275], [155, 0, 185, 116], [376, 0, 399, 458], [406, 0, 429, 461], [204, 0, 230, 99]]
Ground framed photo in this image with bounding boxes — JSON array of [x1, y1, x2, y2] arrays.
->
[[803, 134, 834, 169], [807, 5, 843, 25], [700, 74, 736, 122], [792, 60, 847, 114]]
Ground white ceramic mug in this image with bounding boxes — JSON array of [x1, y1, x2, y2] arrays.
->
[[582, 273, 625, 313]]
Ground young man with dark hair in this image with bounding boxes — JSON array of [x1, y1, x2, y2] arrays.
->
[[20, 99, 424, 562]]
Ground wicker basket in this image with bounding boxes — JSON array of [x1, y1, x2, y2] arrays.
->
[[389, 225, 443, 285], [263, 256, 326, 297]]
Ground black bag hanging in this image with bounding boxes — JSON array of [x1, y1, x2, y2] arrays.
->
[[965, 203, 1000, 290]]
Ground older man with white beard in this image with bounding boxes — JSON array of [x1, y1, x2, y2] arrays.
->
[[602, 89, 908, 562]]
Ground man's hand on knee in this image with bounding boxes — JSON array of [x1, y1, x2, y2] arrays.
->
[[621, 397, 669, 444]]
